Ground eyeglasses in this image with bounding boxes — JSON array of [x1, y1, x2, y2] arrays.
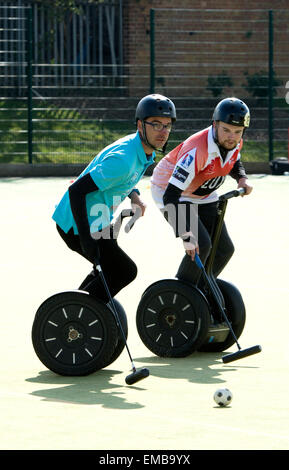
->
[[144, 121, 172, 132]]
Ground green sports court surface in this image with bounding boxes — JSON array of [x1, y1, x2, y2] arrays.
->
[[0, 174, 288, 450]]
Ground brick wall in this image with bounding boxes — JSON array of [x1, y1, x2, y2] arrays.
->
[[123, 0, 289, 99]]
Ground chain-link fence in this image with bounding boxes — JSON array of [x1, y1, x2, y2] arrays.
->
[[1, 4, 288, 166]]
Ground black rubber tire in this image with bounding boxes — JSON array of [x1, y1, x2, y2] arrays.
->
[[136, 279, 211, 357], [102, 298, 128, 367], [198, 279, 246, 352], [32, 291, 119, 376]]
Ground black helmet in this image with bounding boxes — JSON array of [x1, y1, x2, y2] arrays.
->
[[136, 94, 176, 152], [212, 97, 250, 128], [135, 94, 176, 123]]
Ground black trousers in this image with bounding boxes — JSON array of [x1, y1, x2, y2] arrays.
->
[[175, 201, 234, 285], [56, 225, 137, 302]]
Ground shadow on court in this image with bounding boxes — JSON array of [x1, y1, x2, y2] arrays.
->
[[25, 351, 260, 410], [134, 353, 259, 384], [26, 369, 146, 409]]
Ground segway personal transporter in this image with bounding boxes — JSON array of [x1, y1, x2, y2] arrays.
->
[[32, 211, 149, 385], [136, 188, 261, 363]]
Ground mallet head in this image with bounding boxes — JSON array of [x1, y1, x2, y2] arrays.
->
[[222, 345, 262, 364], [125, 367, 150, 385]]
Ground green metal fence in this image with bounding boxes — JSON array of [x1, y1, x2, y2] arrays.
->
[[1, 4, 289, 165], [0, 1, 138, 165]]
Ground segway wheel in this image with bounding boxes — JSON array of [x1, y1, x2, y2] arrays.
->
[[136, 279, 210, 357], [32, 291, 118, 376], [198, 279, 246, 353], [102, 298, 128, 368]]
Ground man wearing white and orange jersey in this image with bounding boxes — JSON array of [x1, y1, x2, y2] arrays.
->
[[151, 97, 253, 286]]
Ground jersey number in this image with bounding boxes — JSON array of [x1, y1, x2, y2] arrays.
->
[[201, 175, 225, 190]]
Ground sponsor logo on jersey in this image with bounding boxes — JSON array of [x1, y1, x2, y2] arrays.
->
[[179, 150, 195, 169], [172, 166, 189, 183]]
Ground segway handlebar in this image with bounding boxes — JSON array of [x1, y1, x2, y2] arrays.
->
[[92, 209, 139, 266], [117, 208, 135, 222], [117, 207, 142, 233], [219, 187, 245, 201]]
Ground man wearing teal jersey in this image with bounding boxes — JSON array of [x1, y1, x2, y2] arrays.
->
[[53, 94, 176, 301]]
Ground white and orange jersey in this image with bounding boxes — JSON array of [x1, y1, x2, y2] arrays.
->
[[151, 126, 243, 203]]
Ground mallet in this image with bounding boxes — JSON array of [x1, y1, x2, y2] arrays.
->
[[195, 253, 261, 363], [93, 208, 149, 384], [95, 264, 149, 384]]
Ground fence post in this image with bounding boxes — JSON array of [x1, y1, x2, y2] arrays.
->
[[150, 9, 155, 94], [268, 9, 274, 162], [26, 6, 33, 164]]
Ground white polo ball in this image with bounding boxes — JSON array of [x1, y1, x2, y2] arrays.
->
[[214, 388, 233, 407]]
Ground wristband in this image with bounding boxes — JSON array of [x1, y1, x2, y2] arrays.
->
[[180, 231, 196, 243], [128, 188, 140, 198]]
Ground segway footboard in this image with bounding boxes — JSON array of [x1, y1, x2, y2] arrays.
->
[[198, 279, 246, 353], [136, 279, 211, 357], [32, 291, 119, 376]]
